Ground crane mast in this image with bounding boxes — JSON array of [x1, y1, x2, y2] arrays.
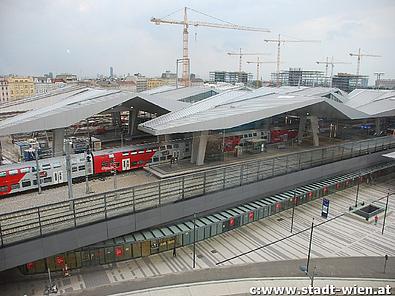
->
[[227, 49, 270, 82], [182, 7, 189, 85], [264, 34, 319, 86], [151, 7, 270, 86], [246, 57, 276, 84], [316, 57, 351, 87], [349, 48, 381, 76]]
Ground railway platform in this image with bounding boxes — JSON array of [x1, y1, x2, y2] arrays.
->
[[145, 136, 345, 178]]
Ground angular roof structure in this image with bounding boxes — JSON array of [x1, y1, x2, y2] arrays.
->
[[0, 86, 218, 136], [138, 86, 369, 135], [345, 89, 395, 117], [0, 85, 85, 114]]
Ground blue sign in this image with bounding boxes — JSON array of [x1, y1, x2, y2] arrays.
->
[[321, 198, 330, 218]]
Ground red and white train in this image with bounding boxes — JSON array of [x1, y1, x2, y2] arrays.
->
[[0, 141, 190, 196], [0, 129, 297, 196]]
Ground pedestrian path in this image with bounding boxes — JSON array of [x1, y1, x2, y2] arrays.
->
[[2, 177, 394, 295]]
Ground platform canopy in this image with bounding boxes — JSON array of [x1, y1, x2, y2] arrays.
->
[[0, 86, 218, 136], [139, 86, 370, 136], [344, 89, 395, 117]]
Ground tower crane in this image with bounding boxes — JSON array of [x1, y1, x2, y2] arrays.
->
[[246, 57, 276, 84], [264, 34, 320, 86], [227, 49, 270, 82], [151, 7, 270, 86], [349, 48, 381, 76], [316, 56, 351, 87]]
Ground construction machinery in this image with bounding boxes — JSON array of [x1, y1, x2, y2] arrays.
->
[[246, 57, 276, 85], [349, 48, 381, 76], [264, 34, 319, 86], [151, 7, 270, 86], [227, 49, 270, 82], [316, 57, 351, 87]]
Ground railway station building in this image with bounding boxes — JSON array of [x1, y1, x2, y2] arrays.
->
[[0, 85, 394, 272]]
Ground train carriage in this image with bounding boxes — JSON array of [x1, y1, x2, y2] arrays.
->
[[0, 154, 92, 196], [92, 145, 157, 174]]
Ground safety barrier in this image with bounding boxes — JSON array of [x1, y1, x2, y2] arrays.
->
[[0, 136, 394, 248]]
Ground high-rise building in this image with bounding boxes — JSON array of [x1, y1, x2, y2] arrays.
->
[[110, 67, 114, 78], [0, 77, 10, 104], [331, 73, 368, 92], [271, 68, 326, 87], [209, 71, 252, 84], [7, 76, 35, 101]]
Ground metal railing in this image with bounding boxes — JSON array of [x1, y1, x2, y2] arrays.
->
[[0, 136, 394, 248]]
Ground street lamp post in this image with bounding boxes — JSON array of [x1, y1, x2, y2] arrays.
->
[[382, 191, 390, 235], [355, 172, 361, 207], [35, 147, 41, 194], [306, 218, 314, 273], [65, 140, 74, 202], [290, 191, 297, 233], [193, 212, 197, 268]]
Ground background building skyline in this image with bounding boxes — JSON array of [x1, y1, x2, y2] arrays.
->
[[0, 0, 394, 82]]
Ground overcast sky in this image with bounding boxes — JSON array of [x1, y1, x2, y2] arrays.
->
[[1, 0, 394, 82]]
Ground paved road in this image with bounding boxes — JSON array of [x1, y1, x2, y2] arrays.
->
[[106, 277, 395, 296], [71, 257, 395, 296], [1, 177, 394, 295]]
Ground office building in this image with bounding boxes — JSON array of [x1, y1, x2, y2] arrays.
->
[[209, 71, 252, 84], [271, 68, 326, 87], [332, 73, 368, 92]]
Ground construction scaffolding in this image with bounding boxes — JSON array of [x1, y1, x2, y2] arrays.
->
[[271, 68, 326, 87]]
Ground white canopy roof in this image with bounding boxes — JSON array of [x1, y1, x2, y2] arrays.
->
[[0, 86, 218, 136], [139, 87, 369, 135]]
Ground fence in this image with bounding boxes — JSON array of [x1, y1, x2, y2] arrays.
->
[[0, 136, 394, 247]]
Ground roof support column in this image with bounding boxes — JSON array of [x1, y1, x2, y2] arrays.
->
[[375, 118, 381, 135], [128, 109, 139, 136], [298, 116, 307, 144], [196, 131, 208, 166], [52, 128, 65, 157], [309, 115, 320, 147], [190, 132, 199, 164]]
